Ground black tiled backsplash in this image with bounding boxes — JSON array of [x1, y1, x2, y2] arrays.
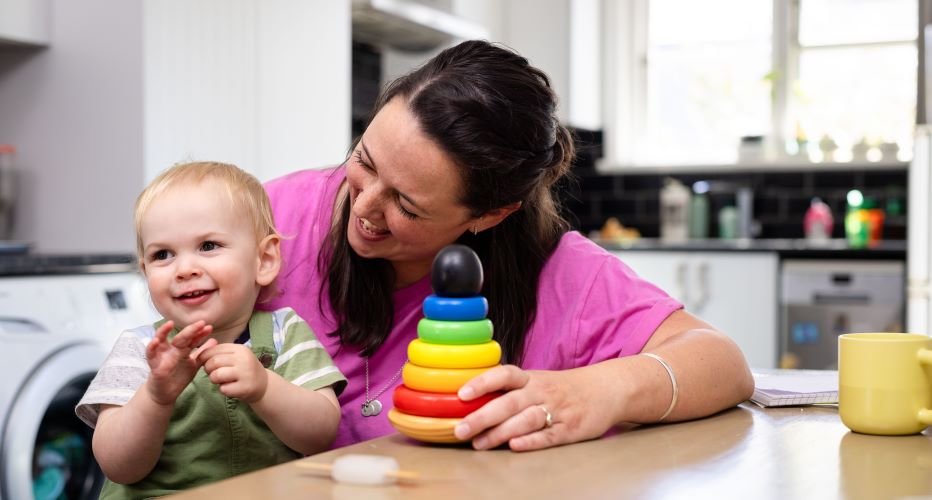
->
[[562, 130, 908, 240], [352, 42, 382, 139]]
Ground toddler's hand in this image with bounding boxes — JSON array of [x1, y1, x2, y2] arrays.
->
[[145, 320, 215, 406], [198, 344, 269, 403]]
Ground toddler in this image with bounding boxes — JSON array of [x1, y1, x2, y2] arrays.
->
[[76, 161, 345, 499]]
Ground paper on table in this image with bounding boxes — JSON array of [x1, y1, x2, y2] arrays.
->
[[750, 369, 838, 407]]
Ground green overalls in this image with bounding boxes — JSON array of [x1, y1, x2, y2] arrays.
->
[[100, 312, 300, 500]]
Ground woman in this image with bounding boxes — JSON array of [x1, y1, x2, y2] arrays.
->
[[261, 40, 754, 451]]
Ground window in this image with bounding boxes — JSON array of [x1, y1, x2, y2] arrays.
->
[[792, 0, 917, 162], [646, 0, 772, 164], [602, 0, 918, 167]]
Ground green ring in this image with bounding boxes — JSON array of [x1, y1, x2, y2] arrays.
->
[[417, 318, 493, 345]]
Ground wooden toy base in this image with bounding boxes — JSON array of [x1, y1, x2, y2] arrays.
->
[[387, 408, 465, 444]]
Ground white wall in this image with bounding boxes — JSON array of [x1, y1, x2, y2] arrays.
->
[[0, 0, 50, 44], [0, 0, 351, 252], [504, 0, 602, 130], [568, 0, 601, 131], [379, 0, 601, 131], [144, 0, 351, 182], [504, 0, 571, 124], [0, 0, 144, 253], [454, 0, 505, 40]]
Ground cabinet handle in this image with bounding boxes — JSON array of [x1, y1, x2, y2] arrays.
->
[[675, 260, 690, 305], [692, 261, 709, 313]]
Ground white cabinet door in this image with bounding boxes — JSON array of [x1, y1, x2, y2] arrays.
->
[[0, 0, 49, 45], [613, 251, 778, 369]]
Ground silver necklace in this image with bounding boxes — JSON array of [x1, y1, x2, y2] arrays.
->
[[362, 357, 406, 417]]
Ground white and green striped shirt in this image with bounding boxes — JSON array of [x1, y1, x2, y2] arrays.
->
[[75, 307, 345, 428]]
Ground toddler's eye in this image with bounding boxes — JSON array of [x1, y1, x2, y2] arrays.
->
[[201, 241, 219, 252], [152, 250, 170, 261]]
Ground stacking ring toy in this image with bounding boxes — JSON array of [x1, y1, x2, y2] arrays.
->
[[393, 385, 503, 418], [401, 363, 491, 393], [422, 295, 488, 321], [407, 339, 501, 369], [387, 409, 463, 443], [417, 318, 493, 345]]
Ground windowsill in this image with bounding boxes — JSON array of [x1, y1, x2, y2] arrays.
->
[[594, 158, 909, 175]]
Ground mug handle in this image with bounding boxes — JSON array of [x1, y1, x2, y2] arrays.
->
[[920, 349, 932, 425], [920, 348, 932, 366]]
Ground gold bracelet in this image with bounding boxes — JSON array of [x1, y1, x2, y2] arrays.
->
[[641, 352, 678, 422]]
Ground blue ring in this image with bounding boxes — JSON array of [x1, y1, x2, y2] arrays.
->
[[422, 294, 488, 321]]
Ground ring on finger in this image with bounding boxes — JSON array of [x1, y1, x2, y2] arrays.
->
[[538, 405, 554, 429]]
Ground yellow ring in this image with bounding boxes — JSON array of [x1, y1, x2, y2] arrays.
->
[[407, 339, 501, 369], [401, 363, 492, 393]]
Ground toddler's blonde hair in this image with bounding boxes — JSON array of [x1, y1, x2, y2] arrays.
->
[[134, 161, 281, 262]]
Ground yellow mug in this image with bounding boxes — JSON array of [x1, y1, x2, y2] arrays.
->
[[838, 332, 932, 435]]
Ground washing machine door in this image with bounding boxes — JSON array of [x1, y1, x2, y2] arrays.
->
[[1, 342, 107, 500]]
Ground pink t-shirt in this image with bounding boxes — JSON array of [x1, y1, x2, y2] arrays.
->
[[261, 166, 683, 448]]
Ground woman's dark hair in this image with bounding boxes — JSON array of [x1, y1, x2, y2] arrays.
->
[[320, 40, 575, 364]]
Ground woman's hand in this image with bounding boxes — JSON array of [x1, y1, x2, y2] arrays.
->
[[198, 344, 270, 403], [145, 320, 215, 406], [453, 364, 622, 451]]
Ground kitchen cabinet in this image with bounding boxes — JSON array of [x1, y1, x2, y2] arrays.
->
[[0, 0, 350, 252], [613, 250, 779, 369], [0, 0, 49, 45], [143, 0, 351, 183]]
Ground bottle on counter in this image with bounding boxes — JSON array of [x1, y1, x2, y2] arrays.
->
[[660, 177, 690, 242], [803, 197, 834, 242], [861, 198, 884, 247], [718, 205, 739, 240], [689, 181, 710, 239], [845, 190, 869, 248]]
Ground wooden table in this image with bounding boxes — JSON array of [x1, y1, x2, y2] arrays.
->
[[169, 404, 932, 499]]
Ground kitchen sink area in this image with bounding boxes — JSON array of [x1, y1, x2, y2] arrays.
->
[[571, 162, 909, 371]]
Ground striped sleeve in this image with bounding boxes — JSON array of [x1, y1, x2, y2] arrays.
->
[[74, 326, 154, 428], [272, 308, 346, 395]]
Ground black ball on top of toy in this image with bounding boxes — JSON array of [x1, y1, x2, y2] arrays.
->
[[431, 244, 483, 297]]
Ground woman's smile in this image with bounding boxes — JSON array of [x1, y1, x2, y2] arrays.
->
[[355, 215, 392, 241]]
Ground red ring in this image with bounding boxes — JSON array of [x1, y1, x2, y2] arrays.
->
[[392, 385, 503, 418]]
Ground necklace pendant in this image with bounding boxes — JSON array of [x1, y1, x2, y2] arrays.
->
[[361, 399, 382, 417]]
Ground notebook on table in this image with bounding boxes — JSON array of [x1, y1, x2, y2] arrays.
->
[[750, 369, 838, 407]]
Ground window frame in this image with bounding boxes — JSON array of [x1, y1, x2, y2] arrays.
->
[[599, 0, 916, 171]]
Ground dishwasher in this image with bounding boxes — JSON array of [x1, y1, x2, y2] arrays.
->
[[779, 260, 905, 370]]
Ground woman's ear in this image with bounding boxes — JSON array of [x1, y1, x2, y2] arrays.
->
[[256, 234, 282, 286], [477, 201, 522, 232]]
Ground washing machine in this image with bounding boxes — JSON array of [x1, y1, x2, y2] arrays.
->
[[0, 255, 157, 500]]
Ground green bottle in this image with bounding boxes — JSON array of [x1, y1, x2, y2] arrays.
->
[[689, 193, 709, 239], [719, 206, 739, 240], [844, 189, 868, 248], [689, 181, 710, 239]]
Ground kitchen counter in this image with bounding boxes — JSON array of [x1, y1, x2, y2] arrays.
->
[[0, 253, 137, 276], [596, 238, 907, 259]]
